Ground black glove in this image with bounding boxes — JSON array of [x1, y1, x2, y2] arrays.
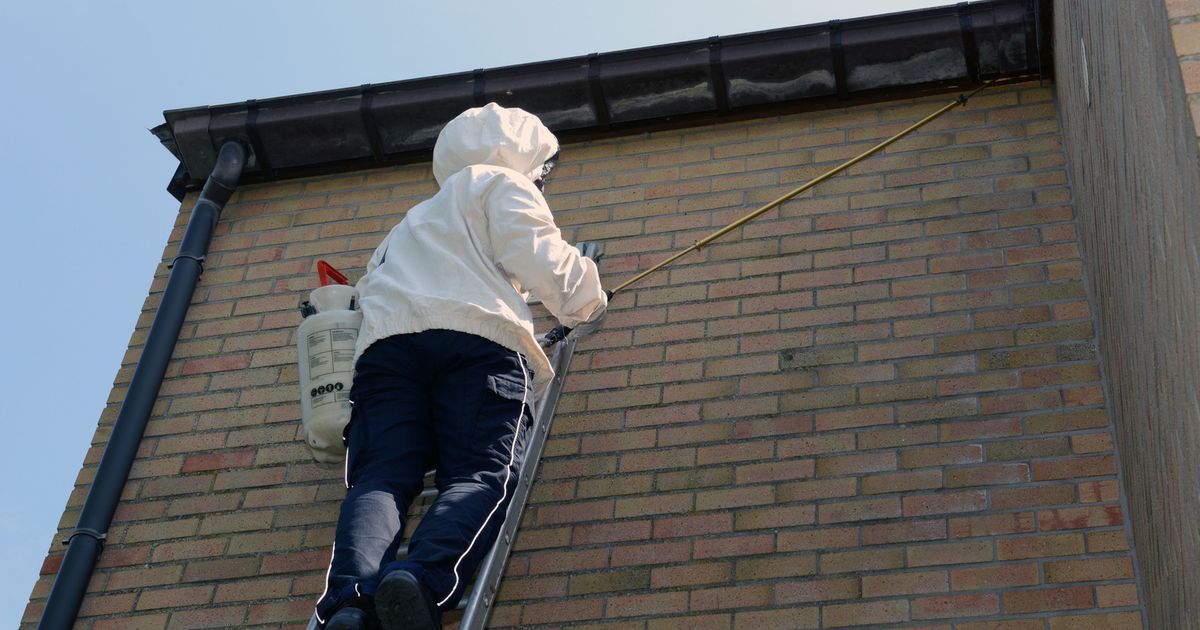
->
[[540, 324, 572, 348]]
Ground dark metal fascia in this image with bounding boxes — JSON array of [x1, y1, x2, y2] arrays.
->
[[243, 100, 272, 174], [959, 2, 981, 83], [359, 85, 386, 162], [155, 0, 1048, 194], [1024, 0, 1041, 80], [708, 36, 731, 114], [1036, 0, 1055, 82], [587, 53, 612, 129], [473, 69, 487, 107], [829, 20, 850, 101]]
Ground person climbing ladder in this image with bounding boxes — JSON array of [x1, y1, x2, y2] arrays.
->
[[314, 103, 608, 630]]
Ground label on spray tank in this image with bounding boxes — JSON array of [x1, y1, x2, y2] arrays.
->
[[306, 327, 358, 408], [306, 328, 357, 376]]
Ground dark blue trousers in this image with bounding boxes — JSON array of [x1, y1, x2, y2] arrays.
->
[[316, 330, 533, 623]]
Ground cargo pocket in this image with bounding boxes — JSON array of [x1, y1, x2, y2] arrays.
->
[[471, 372, 530, 454], [487, 372, 528, 402]]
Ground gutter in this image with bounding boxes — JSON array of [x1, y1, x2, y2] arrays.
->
[[38, 142, 247, 630], [152, 0, 1050, 200]]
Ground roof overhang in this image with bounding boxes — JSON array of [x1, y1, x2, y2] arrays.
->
[[153, 0, 1052, 200]]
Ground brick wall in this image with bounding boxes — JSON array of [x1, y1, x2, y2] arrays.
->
[[1054, 1, 1200, 627], [27, 81, 1147, 628], [1168, 0, 1200, 146]]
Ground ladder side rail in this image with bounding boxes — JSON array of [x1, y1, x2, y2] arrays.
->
[[458, 335, 580, 629]]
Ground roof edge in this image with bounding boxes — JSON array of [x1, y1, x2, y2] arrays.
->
[[156, 0, 1051, 198]]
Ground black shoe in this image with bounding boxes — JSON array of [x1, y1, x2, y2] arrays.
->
[[325, 606, 370, 630], [375, 570, 441, 630]]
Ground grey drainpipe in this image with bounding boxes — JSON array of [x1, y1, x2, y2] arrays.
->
[[38, 141, 247, 630]]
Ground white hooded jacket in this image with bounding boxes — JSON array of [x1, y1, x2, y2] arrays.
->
[[353, 103, 607, 396]]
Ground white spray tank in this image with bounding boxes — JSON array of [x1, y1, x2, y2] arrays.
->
[[297, 261, 362, 463]]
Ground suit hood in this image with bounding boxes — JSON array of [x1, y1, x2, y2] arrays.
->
[[432, 103, 559, 187]]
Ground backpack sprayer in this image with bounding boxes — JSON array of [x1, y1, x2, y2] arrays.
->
[[543, 81, 994, 345], [297, 261, 361, 463]]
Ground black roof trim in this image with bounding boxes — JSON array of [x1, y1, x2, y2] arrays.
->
[[154, 0, 1050, 199]]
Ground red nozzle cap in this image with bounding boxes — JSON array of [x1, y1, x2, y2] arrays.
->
[[317, 260, 350, 286]]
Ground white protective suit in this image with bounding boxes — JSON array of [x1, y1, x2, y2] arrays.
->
[[353, 103, 607, 397]]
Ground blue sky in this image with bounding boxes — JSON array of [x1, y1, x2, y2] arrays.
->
[[0, 0, 941, 624]]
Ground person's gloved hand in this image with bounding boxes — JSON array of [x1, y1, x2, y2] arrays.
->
[[538, 327, 567, 349], [540, 290, 612, 347]]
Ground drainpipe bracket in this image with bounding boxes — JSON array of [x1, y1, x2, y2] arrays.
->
[[62, 528, 107, 547], [168, 254, 207, 274]]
